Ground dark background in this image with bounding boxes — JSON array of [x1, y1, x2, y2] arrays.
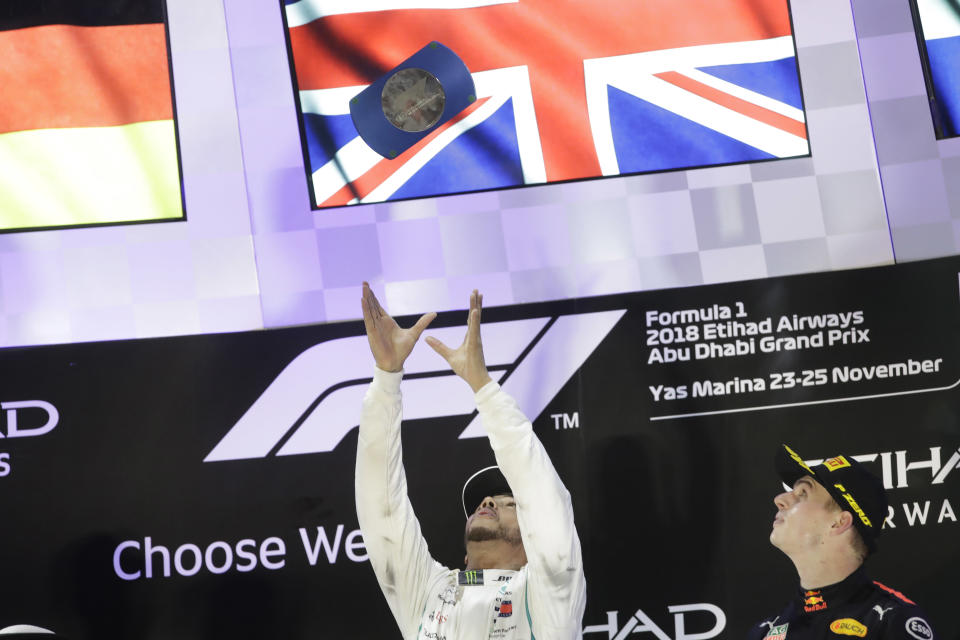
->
[[1, 256, 957, 639]]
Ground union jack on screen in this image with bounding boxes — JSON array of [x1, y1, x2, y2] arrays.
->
[[282, 0, 810, 209], [913, 0, 960, 138]]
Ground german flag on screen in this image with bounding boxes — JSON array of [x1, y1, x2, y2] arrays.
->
[[0, 0, 183, 232]]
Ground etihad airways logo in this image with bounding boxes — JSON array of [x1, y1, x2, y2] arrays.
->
[[797, 446, 960, 529], [205, 311, 625, 462], [0, 401, 59, 439], [582, 603, 726, 640], [1, 400, 60, 478], [801, 446, 960, 490]]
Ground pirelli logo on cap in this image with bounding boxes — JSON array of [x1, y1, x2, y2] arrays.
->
[[784, 445, 814, 474], [823, 456, 851, 472], [834, 483, 873, 528]]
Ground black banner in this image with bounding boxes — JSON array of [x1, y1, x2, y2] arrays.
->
[[0, 1, 164, 31], [1, 257, 958, 639]]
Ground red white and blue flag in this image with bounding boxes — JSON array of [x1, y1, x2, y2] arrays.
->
[[283, 0, 809, 209], [914, 0, 960, 138]]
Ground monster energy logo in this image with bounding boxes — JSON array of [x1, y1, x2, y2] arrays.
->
[[458, 570, 484, 586]]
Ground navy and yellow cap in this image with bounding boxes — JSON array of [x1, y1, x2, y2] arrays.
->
[[776, 444, 888, 552], [462, 465, 512, 518]]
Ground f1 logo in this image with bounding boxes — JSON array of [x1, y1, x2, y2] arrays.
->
[[205, 310, 625, 462]]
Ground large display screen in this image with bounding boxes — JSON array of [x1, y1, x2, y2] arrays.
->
[[911, 0, 960, 139], [283, 0, 810, 209], [0, 0, 185, 233]]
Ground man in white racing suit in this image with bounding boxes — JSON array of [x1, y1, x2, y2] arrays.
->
[[356, 284, 586, 640]]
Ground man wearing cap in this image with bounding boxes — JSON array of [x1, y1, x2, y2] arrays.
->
[[749, 444, 936, 640], [355, 284, 586, 640]]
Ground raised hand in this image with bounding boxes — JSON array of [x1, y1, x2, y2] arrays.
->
[[425, 290, 493, 393], [361, 282, 436, 372]]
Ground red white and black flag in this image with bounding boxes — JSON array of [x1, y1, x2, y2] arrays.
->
[[0, 0, 184, 231]]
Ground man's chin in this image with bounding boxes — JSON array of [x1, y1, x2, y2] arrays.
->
[[769, 529, 785, 550], [466, 525, 504, 543]]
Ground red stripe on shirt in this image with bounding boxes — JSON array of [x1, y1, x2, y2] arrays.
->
[[873, 581, 916, 605]]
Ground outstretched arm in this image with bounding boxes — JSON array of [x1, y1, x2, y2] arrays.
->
[[356, 283, 445, 637], [361, 281, 436, 373], [424, 289, 491, 392], [427, 291, 586, 637]]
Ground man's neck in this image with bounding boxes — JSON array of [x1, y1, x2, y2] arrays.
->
[[789, 550, 862, 590], [465, 540, 527, 571]]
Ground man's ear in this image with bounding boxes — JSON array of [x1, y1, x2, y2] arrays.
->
[[831, 509, 855, 536], [464, 554, 469, 566]]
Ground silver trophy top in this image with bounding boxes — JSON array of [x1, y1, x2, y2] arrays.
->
[[381, 68, 446, 132]]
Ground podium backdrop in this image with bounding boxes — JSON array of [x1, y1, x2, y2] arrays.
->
[[1, 256, 958, 639]]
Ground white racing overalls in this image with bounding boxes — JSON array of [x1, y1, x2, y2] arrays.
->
[[356, 369, 586, 640]]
